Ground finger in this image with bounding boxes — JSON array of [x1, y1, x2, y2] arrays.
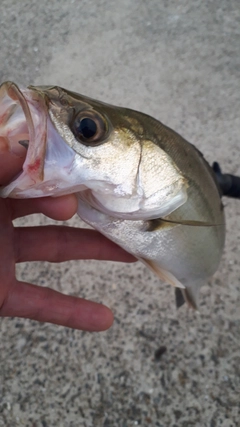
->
[[0, 280, 114, 331], [10, 194, 78, 220], [14, 226, 136, 263]]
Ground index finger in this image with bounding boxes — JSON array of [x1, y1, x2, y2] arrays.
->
[[14, 226, 136, 263]]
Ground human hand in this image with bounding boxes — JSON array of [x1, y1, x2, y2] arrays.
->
[[0, 149, 135, 331]]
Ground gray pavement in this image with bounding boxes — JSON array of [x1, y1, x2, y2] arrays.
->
[[0, 1, 240, 426]]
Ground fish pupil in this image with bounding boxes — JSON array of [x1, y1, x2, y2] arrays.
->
[[78, 118, 97, 139]]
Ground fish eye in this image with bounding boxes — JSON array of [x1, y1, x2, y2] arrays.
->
[[72, 110, 107, 146]]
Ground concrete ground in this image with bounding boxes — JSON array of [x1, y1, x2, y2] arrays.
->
[[0, 1, 239, 426]]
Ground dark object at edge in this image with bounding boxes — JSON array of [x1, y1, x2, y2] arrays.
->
[[213, 162, 240, 199]]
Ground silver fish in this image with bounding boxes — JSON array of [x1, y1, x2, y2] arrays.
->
[[0, 82, 225, 308]]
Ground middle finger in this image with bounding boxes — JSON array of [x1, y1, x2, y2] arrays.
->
[[14, 226, 136, 263]]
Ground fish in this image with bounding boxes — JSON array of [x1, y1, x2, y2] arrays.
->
[[0, 81, 225, 308]]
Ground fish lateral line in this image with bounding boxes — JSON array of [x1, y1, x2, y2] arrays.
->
[[159, 218, 224, 227]]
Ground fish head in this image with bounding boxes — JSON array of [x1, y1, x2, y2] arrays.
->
[[0, 82, 188, 219]]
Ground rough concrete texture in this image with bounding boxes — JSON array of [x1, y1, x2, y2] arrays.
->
[[0, 1, 240, 426]]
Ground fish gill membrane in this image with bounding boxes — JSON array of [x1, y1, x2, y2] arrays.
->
[[0, 81, 226, 309]]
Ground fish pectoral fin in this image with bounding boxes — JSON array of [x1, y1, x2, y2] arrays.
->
[[182, 288, 198, 310], [141, 259, 185, 289], [142, 258, 202, 310], [175, 288, 198, 309], [175, 279, 204, 310]]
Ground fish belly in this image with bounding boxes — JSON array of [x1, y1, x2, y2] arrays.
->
[[77, 197, 225, 307]]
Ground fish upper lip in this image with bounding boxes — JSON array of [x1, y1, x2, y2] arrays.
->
[[0, 81, 32, 158]]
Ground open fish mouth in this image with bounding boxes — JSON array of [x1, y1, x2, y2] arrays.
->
[[0, 81, 47, 197], [0, 82, 79, 198]]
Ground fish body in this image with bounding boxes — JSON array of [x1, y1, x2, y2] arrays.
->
[[0, 82, 225, 307]]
